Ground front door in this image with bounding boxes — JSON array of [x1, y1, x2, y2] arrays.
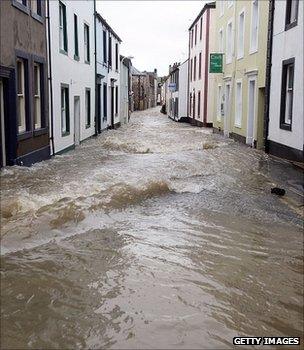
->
[[0, 79, 6, 167], [111, 86, 114, 128], [97, 84, 101, 133], [74, 96, 80, 146], [247, 78, 256, 145], [224, 83, 231, 137]]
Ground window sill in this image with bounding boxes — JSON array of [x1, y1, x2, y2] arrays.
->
[[18, 131, 32, 141], [85, 60, 91, 65], [285, 21, 297, 31], [62, 131, 70, 137], [34, 127, 48, 137], [31, 12, 44, 24], [280, 123, 292, 131], [11, 1, 30, 15], [234, 123, 242, 129], [249, 48, 258, 55], [85, 124, 91, 129], [74, 55, 80, 61], [60, 49, 68, 56], [237, 55, 244, 61]]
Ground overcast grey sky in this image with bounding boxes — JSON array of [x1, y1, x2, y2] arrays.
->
[[96, 1, 206, 76]]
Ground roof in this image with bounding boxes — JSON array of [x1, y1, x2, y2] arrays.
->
[[131, 66, 146, 76], [120, 55, 132, 68], [96, 12, 122, 43], [189, 2, 216, 31]]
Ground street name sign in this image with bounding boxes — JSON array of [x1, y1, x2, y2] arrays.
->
[[168, 83, 176, 92], [209, 53, 223, 73]]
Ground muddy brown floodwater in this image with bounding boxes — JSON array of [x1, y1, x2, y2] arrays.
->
[[1, 108, 303, 349]]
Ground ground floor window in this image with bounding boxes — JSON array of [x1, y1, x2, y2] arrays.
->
[[103, 84, 107, 121], [217, 85, 222, 121], [235, 80, 242, 127], [85, 88, 91, 127], [197, 91, 201, 118], [61, 85, 70, 135], [34, 62, 42, 129], [16, 58, 27, 133], [280, 58, 294, 130], [115, 85, 118, 115]]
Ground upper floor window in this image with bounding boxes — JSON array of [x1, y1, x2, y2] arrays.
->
[[108, 36, 112, 67], [17, 0, 27, 5], [103, 30, 107, 63], [74, 14, 79, 60], [59, 1, 67, 53], [198, 53, 202, 80], [31, 0, 42, 16], [228, 0, 234, 8], [191, 29, 194, 48], [195, 24, 197, 45], [237, 11, 245, 59], [193, 56, 197, 81], [115, 43, 119, 70], [200, 17, 203, 41], [250, 0, 259, 53], [285, 0, 299, 30], [219, 28, 224, 53], [226, 21, 233, 64], [16, 58, 28, 134], [280, 58, 295, 130], [61, 85, 70, 135], [219, 1, 224, 17], [84, 24, 90, 63]]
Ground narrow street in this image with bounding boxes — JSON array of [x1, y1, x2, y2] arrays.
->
[[1, 108, 303, 349]]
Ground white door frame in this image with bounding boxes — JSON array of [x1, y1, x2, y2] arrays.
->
[[0, 79, 6, 166], [246, 75, 257, 145], [74, 96, 80, 146], [224, 81, 231, 137]]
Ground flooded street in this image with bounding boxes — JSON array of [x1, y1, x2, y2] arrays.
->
[[1, 108, 303, 349]]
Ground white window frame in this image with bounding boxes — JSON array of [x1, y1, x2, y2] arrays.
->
[[228, 0, 234, 8], [17, 58, 26, 134], [59, 1, 66, 52], [217, 85, 222, 121], [226, 19, 233, 64], [84, 22, 90, 63], [85, 88, 91, 127], [34, 62, 42, 130], [237, 9, 245, 60], [250, 0, 259, 54], [235, 79, 243, 128], [61, 85, 69, 135], [219, 0, 224, 17]]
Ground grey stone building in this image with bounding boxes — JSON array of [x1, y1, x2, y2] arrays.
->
[[0, 0, 50, 167]]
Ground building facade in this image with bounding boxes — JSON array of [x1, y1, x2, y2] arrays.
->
[[96, 13, 122, 131], [188, 2, 216, 127], [212, 0, 268, 149], [0, 0, 50, 167], [265, 0, 303, 162], [48, 0, 95, 154], [167, 60, 188, 122]]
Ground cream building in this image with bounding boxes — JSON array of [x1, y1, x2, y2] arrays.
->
[[212, 0, 268, 149]]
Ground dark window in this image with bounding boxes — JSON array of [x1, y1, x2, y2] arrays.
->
[[115, 43, 119, 70], [84, 24, 90, 63], [74, 14, 79, 59], [33, 62, 43, 129], [198, 91, 201, 118], [108, 36, 112, 67], [115, 85, 118, 114], [61, 85, 70, 135], [191, 29, 194, 48], [32, 0, 42, 16], [193, 92, 196, 118], [285, 0, 299, 30], [199, 53, 202, 80], [85, 88, 91, 127], [12, 0, 30, 14], [200, 17, 203, 40], [194, 56, 197, 81], [59, 1, 67, 53], [195, 24, 197, 45], [190, 59, 193, 81], [103, 84, 107, 120], [103, 30, 107, 63], [280, 58, 295, 131]]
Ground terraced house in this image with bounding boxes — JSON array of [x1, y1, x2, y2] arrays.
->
[[212, 0, 268, 149], [0, 0, 50, 166], [47, 0, 95, 154]]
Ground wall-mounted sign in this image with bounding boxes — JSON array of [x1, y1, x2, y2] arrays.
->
[[168, 83, 176, 92], [209, 53, 223, 73]]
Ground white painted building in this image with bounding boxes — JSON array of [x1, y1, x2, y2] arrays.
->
[[96, 13, 122, 131], [167, 60, 189, 122], [267, 0, 303, 162], [188, 2, 216, 127], [48, 0, 95, 154]]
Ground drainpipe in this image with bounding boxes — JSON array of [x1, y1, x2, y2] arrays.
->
[[264, 0, 275, 153], [203, 8, 210, 126], [46, 0, 55, 155], [94, 1, 98, 136]]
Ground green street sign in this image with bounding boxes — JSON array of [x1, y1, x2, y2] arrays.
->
[[209, 53, 223, 73]]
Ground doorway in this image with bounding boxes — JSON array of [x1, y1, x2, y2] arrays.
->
[[0, 79, 6, 167], [224, 82, 231, 137], [110, 86, 114, 128], [247, 78, 256, 145], [97, 84, 101, 133], [74, 96, 80, 146]]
